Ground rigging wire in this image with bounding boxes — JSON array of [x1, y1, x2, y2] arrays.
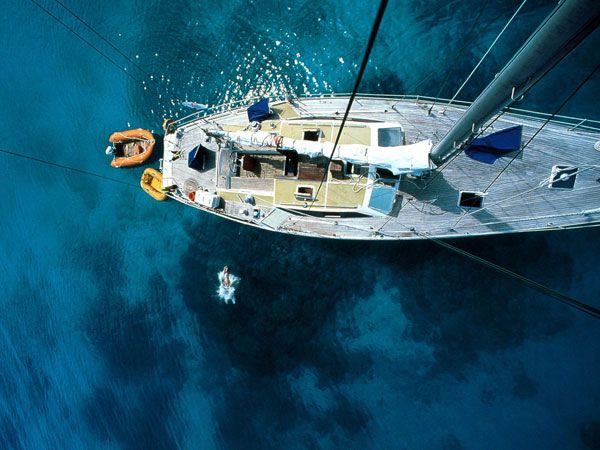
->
[[421, 233, 600, 320], [423, 38, 598, 193], [19, 0, 600, 321], [27, 0, 164, 102], [0, 147, 138, 188], [445, 0, 528, 108], [443, 61, 600, 236], [410, 2, 529, 95], [282, 201, 600, 320], [426, 3, 491, 114], [415, 110, 506, 191], [52, 0, 153, 78], [481, 60, 600, 194], [310, 0, 388, 209]]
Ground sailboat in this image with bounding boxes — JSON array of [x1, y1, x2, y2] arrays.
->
[[158, 0, 600, 241]]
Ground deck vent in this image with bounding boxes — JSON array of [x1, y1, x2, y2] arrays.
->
[[458, 191, 485, 208], [549, 165, 577, 189]]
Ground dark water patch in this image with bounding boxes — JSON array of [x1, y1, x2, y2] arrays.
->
[[82, 387, 124, 447], [480, 387, 497, 405], [370, 231, 573, 376], [65, 174, 101, 211], [440, 432, 464, 450], [72, 237, 126, 291], [212, 374, 371, 450], [213, 377, 311, 450], [511, 368, 537, 400], [311, 342, 374, 389], [581, 421, 600, 450], [80, 234, 187, 385], [179, 218, 375, 377], [328, 393, 370, 434], [22, 356, 51, 412]]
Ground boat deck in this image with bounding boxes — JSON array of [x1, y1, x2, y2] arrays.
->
[[161, 95, 600, 240]]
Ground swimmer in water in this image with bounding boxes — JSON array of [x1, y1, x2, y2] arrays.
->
[[222, 266, 230, 288]]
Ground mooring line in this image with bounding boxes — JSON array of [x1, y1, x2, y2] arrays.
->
[[0, 147, 137, 188]]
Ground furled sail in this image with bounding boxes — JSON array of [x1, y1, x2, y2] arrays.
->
[[212, 130, 433, 175]]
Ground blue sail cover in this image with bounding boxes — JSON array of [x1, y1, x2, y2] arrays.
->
[[465, 125, 522, 164], [247, 98, 270, 122]]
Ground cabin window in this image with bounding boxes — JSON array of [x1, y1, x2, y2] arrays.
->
[[458, 191, 485, 208], [378, 127, 403, 147], [302, 129, 320, 141], [549, 165, 577, 189], [295, 185, 314, 200]]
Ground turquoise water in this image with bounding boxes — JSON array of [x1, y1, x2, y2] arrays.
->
[[1, 1, 600, 449]]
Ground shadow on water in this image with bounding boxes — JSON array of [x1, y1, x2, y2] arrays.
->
[[184, 220, 576, 375], [177, 214, 590, 448], [179, 217, 377, 448], [180, 218, 376, 377], [374, 231, 575, 378], [580, 421, 600, 450]]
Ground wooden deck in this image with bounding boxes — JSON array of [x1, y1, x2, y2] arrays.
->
[[161, 95, 600, 240]]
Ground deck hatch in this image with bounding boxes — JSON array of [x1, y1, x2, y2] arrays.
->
[[377, 127, 403, 147], [458, 191, 485, 208], [302, 129, 320, 141], [549, 165, 577, 189]]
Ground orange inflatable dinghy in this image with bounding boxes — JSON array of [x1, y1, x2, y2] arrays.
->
[[140, 168, 167, 201], [109, 129, 155, 168]]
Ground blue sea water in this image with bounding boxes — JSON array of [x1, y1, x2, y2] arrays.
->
[[1, 0, 600, 449]]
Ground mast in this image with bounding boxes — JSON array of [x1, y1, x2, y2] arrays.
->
[[430, 0, 600, 166]]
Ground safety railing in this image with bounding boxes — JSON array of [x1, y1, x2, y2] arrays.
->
[[170, 92, 600, 133]]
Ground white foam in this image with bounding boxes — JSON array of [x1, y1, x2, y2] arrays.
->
[[217, 270, 239, 304]]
